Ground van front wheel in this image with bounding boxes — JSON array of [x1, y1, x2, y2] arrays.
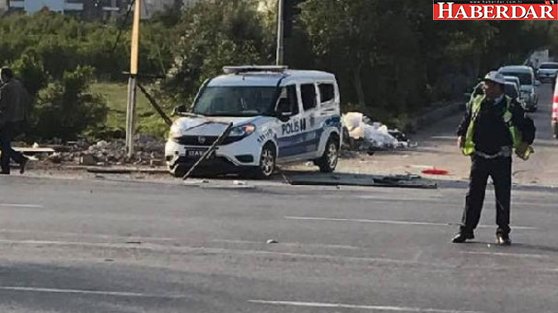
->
[[249, 143, 276, 179], [315, 136, 339, 173]]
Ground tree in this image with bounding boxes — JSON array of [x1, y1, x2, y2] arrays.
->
[[30, 66, 108, 141], [301, 0, 379, 109], [163, 0, 274, 103]]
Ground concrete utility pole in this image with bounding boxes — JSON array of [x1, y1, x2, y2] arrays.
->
[[126, 0, 141, 158], [276, 0, 284, 65]]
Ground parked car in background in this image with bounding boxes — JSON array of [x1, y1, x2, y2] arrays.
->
[[498, 65, 540, 112], [504, 76, 521, 92], [503, 81, 529, 112], [504, 81, 520, 101], [536, 62, 558, 83]]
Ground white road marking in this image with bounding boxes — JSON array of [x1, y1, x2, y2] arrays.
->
[[0, 238, 418, 265], [212, 239, 361, 250], [2, 238, 558, 273], [355, 196, 558, 208], [356, 195, 445, 202], [0, 286, 186, 299], [461, 251, 549, 259], [248, 300, 485, 313], [284, 216, 537, 230], [0, 229, 176, 242], [0, 203, 43, 208]]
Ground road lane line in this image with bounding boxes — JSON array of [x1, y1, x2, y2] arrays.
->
[[285, 216, 537, 230], [355, 196, 558, 208], [4, 239, 558, 273], [0, 203, 43, 208], [248, 300, 485, 313], [461, 251, 550, 259], [0, 239, 420, 266], [0, 286, 186, 299], [0, 229, 176, 242], [212, 239, 361, 250]]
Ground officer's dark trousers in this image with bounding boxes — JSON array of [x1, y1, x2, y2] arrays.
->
[[0, 122, 26, 174], [460, 155, 512, 236]]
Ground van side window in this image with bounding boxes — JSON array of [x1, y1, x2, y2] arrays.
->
[[277, 85, 299, 115], [287, 85, 299, 115], [301, 84, 317, 111], [319, 83, 335, 103]]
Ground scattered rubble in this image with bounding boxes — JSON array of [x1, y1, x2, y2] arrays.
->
[[16, 135, 166, 168], [342, 112, 414, 152]]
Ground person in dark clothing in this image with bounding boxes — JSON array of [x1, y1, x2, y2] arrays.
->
[[0, 67, 29, 175], [453, 71, 536, 245]]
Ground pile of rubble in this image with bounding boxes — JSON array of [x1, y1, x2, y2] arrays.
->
[[342, 112, 414, 153], [27, 135, 166, 167]]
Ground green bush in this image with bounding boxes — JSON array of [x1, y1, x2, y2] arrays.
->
[[12, 53, 49, 97], [28, 66, 108, 141]]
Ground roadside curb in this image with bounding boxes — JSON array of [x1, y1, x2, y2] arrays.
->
[[57, 165, 169, 174]]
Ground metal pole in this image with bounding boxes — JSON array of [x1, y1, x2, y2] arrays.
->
[[182, 123, 234, 180], [126, 75, 137, 157], [276, 0, 284, 65], [126, 0, 141, 158]]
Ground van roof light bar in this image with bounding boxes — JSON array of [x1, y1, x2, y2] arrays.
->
[[223, 65, 288, 74]]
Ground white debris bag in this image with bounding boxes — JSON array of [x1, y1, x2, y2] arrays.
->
[[363, 123, 399, 148], [343, 112, 365, 139], [342, 112, 401, 148]]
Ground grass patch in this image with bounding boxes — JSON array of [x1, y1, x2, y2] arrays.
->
[[90, 82, 170, 139]]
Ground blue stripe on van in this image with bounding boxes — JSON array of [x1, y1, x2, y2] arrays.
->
[[277, 129, 323, 157], [275, 115, 340, 158]]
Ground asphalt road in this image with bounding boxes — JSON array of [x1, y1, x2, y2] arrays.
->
[[1, 85, 558, 313]]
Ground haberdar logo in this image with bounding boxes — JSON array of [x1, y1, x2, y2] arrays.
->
[[433, 0, 558, 20]]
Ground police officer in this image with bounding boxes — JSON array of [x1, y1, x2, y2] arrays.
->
[[453, 71, 535, 245], [0, 67, 29, 175]]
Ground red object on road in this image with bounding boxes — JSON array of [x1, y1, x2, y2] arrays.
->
[[422, 168, 449, 175]]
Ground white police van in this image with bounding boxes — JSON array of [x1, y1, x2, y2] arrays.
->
[[165, 66, 342, 178]]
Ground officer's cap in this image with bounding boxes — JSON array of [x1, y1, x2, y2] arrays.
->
[[483, 71, 506, 85]]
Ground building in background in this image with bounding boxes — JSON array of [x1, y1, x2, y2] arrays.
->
[[82, 0, 131, 21], [3, 0, 210, 19], [0, 0, 8, 13], [7, 0, 82, 14], [182, 0, 201, 8]]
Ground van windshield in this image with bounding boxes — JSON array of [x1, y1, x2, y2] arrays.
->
[[193, 86, 277, 117], [499, 71, 532, 85]]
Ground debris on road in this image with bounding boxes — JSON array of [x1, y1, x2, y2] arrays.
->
[[286, 172, 437, 189], [266, 239, 279, 244], [421, 168, 450, 175]]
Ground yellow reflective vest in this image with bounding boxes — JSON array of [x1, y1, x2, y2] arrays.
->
[[462, 95, 533, 160]]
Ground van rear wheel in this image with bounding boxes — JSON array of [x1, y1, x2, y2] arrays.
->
[[315, 136, 339, 173]]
